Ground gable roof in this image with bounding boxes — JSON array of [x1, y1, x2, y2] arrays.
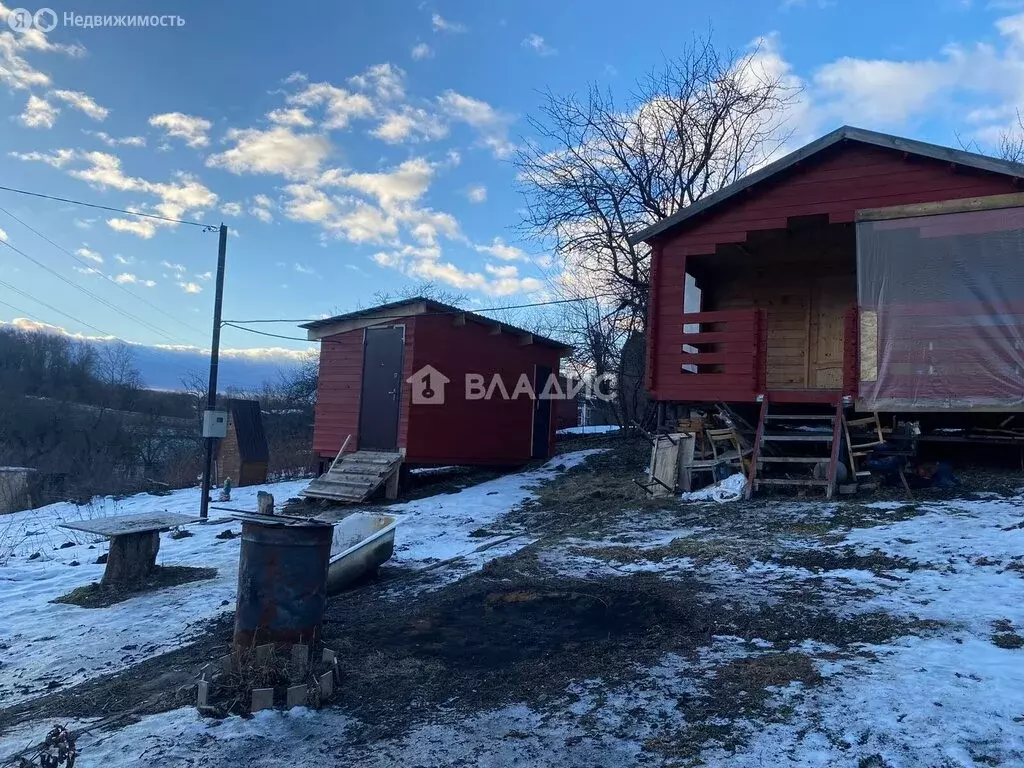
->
[[300, 297, 572, 353], [629, 125, 1024, 245]]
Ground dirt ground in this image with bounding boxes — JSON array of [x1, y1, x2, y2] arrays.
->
[[2, 431, 1021, 765]]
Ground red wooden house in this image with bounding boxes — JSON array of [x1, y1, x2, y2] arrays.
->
[[302, 298, 571, 476], [634, 125, 1024, 496]]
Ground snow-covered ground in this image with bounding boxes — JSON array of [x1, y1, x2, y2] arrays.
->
[[557, 425, 620, 435], [0, 451, 602, 710], [4, 462, 1024, 767]]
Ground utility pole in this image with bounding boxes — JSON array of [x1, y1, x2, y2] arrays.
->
[[199, 223, 228, 520]]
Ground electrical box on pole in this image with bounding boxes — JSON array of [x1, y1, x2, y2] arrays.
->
[[202, 409, 228, 438]]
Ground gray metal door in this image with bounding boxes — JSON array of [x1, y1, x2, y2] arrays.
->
[[358, 327, 404, 451]]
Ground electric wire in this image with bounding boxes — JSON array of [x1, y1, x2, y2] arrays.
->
[[225, 290, 618, 323], [0, 184, 216, 229], [0, 205, 208, 338], [0, 237, 185, 345], [0, 275, 112, 336]]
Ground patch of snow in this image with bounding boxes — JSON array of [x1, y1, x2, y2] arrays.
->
[[557, 425, 620, 435]]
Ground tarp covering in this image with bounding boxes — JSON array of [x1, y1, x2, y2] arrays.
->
[[856, 206, 1024, 411]]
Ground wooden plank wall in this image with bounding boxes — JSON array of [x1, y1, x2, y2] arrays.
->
[[701, 229, 855, 390]]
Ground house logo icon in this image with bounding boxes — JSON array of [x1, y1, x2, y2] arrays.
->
[[407, 365, 450, 405]]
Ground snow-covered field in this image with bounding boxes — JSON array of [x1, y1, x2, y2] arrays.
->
[[0, 451, 601, 710], [2, 455, 1023, 767]]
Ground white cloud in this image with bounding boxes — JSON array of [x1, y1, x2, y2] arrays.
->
[[371, 106, 448, 143], [19, 94, 57, 128], [475, 237, 527, 261], [522, 34, 557, 56], [206, 126, 332, 179], [75, 246, 103, 264], [107, 218, 157, 239], [50, 89, 108, 120], [221, 201, 243, 216], [0, 227, 7, 241], [161, 260, 187, 274], [411, 43, 434, 60], [0, 5, 83, 92], [73, 265, 101, 276], [114, 254, 133, 264], [484, 263, 519, 279], [74, 217, 95, 229], [148, 112, 212, 147], [431, 13, 466, 33], [437, 90, 515, 157], [114, 272, 137, 284], [140, 279, 156, 288], [250, 194, 274, 223], [287, 81, 374, 130], [348, 63, 406, 101], [267, 107, 314, 128], [339, 157, 435, 206], [294, 263, 316, 275], [196, 271, 213, 280], [88, 131, 145, 147], [8, 148, 73, 166], [178, 281, 202, 294], [466, 184, 487, 203]]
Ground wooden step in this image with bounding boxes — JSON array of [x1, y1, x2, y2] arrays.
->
[[763, 414, 835, 421], [762, 434, 834, 442], [758, 456, 826, 464], [754, 478, 830, 488]]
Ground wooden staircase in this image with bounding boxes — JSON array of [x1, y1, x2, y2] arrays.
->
[[745, 400, 845, 499], [302, 449, 403, 503]]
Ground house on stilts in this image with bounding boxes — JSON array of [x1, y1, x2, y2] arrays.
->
[[634, 125, 1024, 498]]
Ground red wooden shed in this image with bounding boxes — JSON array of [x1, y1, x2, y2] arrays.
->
[[302, 298, 571, 473], [634, 125, 1024, 496]]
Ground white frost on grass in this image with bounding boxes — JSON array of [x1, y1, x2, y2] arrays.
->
[[0, 451, 604, 709]]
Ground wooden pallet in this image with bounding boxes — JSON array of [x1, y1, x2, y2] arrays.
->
[[302, 446, 403, 503]]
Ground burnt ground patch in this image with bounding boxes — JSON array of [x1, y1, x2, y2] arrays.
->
[[52, 566, 218, 608]]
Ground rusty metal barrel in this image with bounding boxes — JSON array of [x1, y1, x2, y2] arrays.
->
[[233, 519, 334, 650]]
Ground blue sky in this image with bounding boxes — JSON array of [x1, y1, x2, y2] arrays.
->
[[1, 0, 1023, 368]]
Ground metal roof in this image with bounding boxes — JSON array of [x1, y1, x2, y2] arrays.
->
[[300, 297, 572, 352], [629, 125, 1024, 245]]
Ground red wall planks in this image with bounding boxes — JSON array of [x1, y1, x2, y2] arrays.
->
[[405, 314, 562, 465]]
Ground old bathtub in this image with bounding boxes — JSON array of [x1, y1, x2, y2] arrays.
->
[[325, 512, 401, 593]]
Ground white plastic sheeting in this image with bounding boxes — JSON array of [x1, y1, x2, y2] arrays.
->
[[856, 206, 1024, 410]]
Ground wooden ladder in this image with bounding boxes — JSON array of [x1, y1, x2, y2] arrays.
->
[[745, 399, 844, 499]]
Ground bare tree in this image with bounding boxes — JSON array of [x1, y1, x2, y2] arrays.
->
[[514, 35, 797, 422], [960, 111, 1024, 163], [368, 280, 468, 308]]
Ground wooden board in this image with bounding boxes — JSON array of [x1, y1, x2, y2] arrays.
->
[[60, 512, 196, 537]]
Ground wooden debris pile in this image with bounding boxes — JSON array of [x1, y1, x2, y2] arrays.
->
[[197, 642, 340, 716]]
